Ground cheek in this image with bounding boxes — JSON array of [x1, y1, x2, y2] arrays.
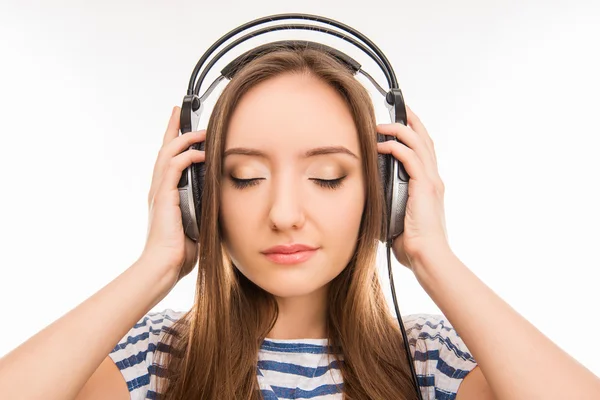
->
[[219, 190, 241, 243], [316, 185, 365, 242], [219, 189, 263, 257]]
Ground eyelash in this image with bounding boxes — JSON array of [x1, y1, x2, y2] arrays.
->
[[230, 176, 346, 190]]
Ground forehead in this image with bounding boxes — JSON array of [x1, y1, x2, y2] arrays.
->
[[225, 73, 360, 157]]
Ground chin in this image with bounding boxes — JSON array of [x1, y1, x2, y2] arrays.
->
[[250, 273, 327, 299], [233, 256, 336, 298], [262, 283, 318, 298]]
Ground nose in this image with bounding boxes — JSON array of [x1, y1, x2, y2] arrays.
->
[[267, 175, 306, 231]]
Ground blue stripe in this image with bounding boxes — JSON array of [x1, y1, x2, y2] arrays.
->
[[125, 372, 150, 392], [261, 340, 338, 354], [413, 348, 473, 380], [435, 386, 458, 400], [270, 383, 343, 398], [413, 331, 475, 362], [111, 343, 161, 371], [406, 318, 454, 334], [111, 342, 175, 372], [112, 332, 149, 352], [417, 374, 435, 387], [112, 348, 148, 371], [413, 348, 435, 362], [257, 359, 341, 377], [111, 329, 162, 353], [407, 318, 476, 362], [260, 389, 281, 400], [432, 352, 473, 380], [132, 313, 179, 329]]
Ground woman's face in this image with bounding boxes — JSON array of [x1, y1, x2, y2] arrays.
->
[[220, 72, 366, 298]]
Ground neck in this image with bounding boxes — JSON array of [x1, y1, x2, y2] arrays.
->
[[266, 284, 329, 339]]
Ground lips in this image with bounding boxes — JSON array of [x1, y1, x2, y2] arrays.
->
[[261, 243, 320, 265], [261, 243, 319, 255]]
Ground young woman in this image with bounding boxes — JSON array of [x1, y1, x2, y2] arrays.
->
[[0, 48, 598, 400]]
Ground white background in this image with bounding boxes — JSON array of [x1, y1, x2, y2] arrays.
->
[[1, 0, 599, 377]]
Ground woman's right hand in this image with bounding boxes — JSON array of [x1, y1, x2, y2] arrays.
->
[[139, 106, 206, 286]]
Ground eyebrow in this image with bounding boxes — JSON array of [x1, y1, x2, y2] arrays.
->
[[223, 146, 359, 160]]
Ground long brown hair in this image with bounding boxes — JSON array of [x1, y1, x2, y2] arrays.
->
[[156, 45, 421, 400]]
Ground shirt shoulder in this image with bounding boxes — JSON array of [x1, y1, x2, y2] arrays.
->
[[403, 313, 478, 400], [108, 308, 185, 400]]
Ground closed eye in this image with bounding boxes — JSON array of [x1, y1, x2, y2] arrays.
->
[[310, 176, 346, 190], [230, 177, 263, 189], [229, 176, 347, 190]]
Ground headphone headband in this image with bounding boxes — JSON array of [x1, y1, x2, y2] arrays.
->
[[187, 13, 399, 97], [193, 25, 392, 100]]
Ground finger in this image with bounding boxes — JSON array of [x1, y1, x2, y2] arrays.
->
[[162, 129, 206, 159], [154, 129, 206, 185], [158, 149, 205, 196], [406, 105, 437, 163], [376, 140, 425, 182], [377, 122, 436, 172], [162, 106, 181, 146], [149, 130, 206, 204]]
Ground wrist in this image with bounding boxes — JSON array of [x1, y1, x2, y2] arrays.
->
[[410, 244, 457, 282], [131, 255, 178, 304]]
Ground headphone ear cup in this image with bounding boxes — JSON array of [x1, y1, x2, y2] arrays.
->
[[377, 133, 392, 241], [190, 141, 206, 236], [377, 132, 409, 242]]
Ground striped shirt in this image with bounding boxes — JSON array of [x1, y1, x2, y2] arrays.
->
[[109, 308, 478, 399]]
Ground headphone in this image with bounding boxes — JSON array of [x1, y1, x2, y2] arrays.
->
[[176, 13, 422, 400]]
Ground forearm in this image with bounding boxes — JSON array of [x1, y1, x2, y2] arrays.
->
[[413, 248, 600, 400], [0, 258, 176, 400]]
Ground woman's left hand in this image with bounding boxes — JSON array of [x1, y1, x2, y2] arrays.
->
[[376, 105, 450, 273]]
